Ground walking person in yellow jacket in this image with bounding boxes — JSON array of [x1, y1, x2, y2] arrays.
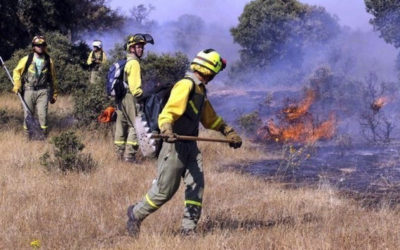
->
[[114, 34, 149, 162], [126, 49, 242, 236], [13, 35, 58, 136], [87, 40, 107, 84]]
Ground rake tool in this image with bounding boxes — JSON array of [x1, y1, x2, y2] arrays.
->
[[0, 56, 45, 140]]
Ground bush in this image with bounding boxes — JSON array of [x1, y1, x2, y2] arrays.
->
[[40, 131, 96, 172], [237, 111, 262, 135], [0, 31, 90, 94], [141, 52, 189, 90], [73, 81, 113, 127]]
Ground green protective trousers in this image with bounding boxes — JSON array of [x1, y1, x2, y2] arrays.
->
[[133, 141, 204, 231], [23, 89, 49, 132], [89, 70, 100, 84], [114, 93, 139, 159]]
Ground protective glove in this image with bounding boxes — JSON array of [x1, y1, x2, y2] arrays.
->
[[50, 96, 57, 104], [226, 131, 242, 149], [12, 86, 20, 94], [160, 123, 177, 143], [219, 124, 242, 149]]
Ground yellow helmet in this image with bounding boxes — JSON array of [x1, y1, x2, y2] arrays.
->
[[127, 34, 145, 48], [126, 33, 154, 51], [32, 35, 47, 46], [191, 49, 226, 75]]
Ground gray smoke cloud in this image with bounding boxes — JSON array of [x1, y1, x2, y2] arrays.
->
[[88, 1, 399, 142]]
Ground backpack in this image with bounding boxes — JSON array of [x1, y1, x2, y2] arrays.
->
[[143, 77, 195, 133], [106, 59, 128, 101]]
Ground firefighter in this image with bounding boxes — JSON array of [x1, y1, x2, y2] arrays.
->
[[114, 34, 149, 162], [126, 49, 242, 236], [87, 40, 107, 84], [13, 35, 58, 136]]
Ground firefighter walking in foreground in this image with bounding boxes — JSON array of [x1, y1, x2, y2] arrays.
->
[[126, 49, 242, 236], [87, 40, 107, 84], [114, 34, 149, 163], [13, 35, 58, 136]]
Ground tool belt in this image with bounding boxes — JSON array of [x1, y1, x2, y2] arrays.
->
[[24, 85, 47, 91]]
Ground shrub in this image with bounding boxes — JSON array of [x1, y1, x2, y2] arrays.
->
[[40, 131, 96, 172], [237, 111, 262, 135], [73, 81, 113, 127], [141, 52, 189, 90]]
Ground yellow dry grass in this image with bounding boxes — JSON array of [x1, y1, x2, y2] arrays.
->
[[1, 94, 400, 249]]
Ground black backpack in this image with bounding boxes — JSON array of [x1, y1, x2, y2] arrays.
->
[[142, 77, 195, 133]]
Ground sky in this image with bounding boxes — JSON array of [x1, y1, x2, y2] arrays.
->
[[109, 0, 374, 31]]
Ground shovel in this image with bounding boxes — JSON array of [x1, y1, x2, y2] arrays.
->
[[0, 56, 45, 140]]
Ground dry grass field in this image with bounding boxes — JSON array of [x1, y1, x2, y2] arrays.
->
[[1, 93, 400, 249]]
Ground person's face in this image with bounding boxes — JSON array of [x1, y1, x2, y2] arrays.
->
[[93, 46, 99, 51], [130, 43, 145, 58], [33, 44, 45, 54], [194, 71, 215, 84]]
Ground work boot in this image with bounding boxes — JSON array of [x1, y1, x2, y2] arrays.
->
[[127, 205, 141, 237], [124, 156, 137, 163]]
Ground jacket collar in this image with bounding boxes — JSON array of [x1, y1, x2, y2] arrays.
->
[[185, 71, 203, 86], [126, 53, 140, 61]]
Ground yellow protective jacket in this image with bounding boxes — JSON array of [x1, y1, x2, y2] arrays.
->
[[158, 71, 224, 135], [13, 54, 58, 98], [124, 53, 143, 97], [87, 50, 107, 65]]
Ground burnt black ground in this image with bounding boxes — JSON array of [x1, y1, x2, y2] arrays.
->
[[228, 144, 400, 207]]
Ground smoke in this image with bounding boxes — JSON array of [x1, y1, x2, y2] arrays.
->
[[83, 4, 241, 84], [87, 1, 399, 143]]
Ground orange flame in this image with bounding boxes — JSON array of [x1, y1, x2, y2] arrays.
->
[[371, 96, 389, 112], [257, 90, 336, 143], [283, 90, 315, 120]]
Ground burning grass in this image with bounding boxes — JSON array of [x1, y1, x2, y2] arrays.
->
[[1, 94, 400, 249], [257, 90, 336, 143]]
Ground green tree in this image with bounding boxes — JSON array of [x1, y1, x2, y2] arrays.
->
[[365, 0, 400, 48], [130, 4, 155, 26], [17, 0, 125, 41], [172, 15, 205, 54], [0, 0, 29, 59], [231, 0, 339, 68]]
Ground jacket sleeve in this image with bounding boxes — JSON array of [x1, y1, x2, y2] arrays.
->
[[158, 79, 193, 128], [201, 99, 225, 131], [12, 56, 28, 91], [49, 59, 58, 98], [87, 51, 93, 65], [125, 59, 143, 97]]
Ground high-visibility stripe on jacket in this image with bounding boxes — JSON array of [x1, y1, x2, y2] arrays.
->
[[13, 55, 58, 98], [158, 71, 225, 135]]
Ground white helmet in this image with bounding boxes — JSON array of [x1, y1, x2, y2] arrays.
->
[[92, 40, 102, 49]]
